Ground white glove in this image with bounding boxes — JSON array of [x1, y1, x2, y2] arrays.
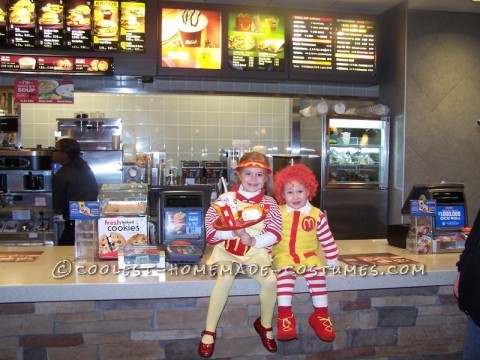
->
[[326, 259, 339, 270]]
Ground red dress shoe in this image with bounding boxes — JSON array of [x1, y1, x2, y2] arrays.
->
[[198, 330, 216, 358], [254, 317, 277, 353]]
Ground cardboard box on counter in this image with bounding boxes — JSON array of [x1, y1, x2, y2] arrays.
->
[[98, 216, 148, 260]]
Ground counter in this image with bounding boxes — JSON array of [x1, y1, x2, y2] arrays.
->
[[0, 240, 464, 359], [0, 239, 459, 303]]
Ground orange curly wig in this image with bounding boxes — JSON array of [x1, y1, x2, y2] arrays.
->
[[274, 163, 318, 205]]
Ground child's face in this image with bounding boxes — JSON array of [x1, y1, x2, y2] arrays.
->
[[237, 167, 268, 193], [283, 180, 309, 209]]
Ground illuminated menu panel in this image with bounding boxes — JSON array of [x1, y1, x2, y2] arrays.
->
[[8, 0, 36, 48], [65, 0, 93, 50], [290, 13, 376, 77], [291, 15, 333, 70], [161, 8, 221, 69], [119, 1, 145, 52], [334, 18, 375, 72], [37, 0, 64, 50], [0, 53, 114, 75], [0, 0, 7, 47], [227, 11, 285, 72], [92, 0, 119, 51]]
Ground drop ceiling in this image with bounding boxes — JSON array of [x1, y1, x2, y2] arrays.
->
[[179, 0, 480, 15]]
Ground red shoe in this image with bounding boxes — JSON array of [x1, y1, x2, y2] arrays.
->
[[308, 313, 336, 342], [277, 313, 298, 341], [198, 330, 216, 358], [253, 317, 277, 353]]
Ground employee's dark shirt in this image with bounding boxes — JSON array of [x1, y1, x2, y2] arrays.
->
[[52, 159, 99, 221]]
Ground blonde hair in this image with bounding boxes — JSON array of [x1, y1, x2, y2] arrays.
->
[[235, 151, 273, 195]]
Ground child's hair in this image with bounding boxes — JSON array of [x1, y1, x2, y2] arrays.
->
[[235, 151, 274, 195], [274, 163, 318, 205]]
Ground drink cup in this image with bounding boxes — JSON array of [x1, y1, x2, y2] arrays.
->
[[213, 192, 238, 228], [18, 57, 36, 70], [341, 132, 351, 145], [268, 17, 279, 31], [177, 10, 208, 47], [112, 134, 121, 150]]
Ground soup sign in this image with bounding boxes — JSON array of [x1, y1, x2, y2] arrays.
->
[[14, 79, 74, 104]]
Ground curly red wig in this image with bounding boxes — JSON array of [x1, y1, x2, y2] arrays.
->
[[274, 163, 318, 205]]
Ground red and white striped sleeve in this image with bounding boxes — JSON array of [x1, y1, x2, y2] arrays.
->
[[317, 211, 339, 264]]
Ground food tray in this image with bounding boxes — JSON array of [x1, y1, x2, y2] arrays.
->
[[102, 201, 147, 215], [213, 209, 268, 231]]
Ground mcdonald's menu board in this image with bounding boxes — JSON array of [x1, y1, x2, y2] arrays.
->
[[119, 1, 145, 52], [92, 0, 119, 51], [161, 8, 221, 69], [0, 0, 7, 48], [7, 0, 36, 48], [37, 0, 64, 50], [335, 18, 375, 72], [227, 12, 285, 72], [65, 0, 93, 51], [0, 0, 145, 52], [0, 53, 114, 75], [290, 14, 376, 76]]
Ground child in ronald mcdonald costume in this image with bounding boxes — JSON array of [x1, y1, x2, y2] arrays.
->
[[272, 163, 339, 342], [198, 151, 282, 358]]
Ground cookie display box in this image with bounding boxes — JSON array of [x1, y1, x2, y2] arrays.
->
[[97, 184, 149, 260], [98, 216, 149, 260]]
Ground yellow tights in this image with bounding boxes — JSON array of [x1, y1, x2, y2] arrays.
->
[[202, 261, 277, 344]]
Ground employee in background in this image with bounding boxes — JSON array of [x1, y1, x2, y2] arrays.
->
[[52, 138, 98, 246], [454, 208, 480, 359]]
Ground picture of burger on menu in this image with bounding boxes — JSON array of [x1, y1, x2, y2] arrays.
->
[[8, 0, 36, 48], [119, 1, 145, 52], [227, 12, 285, 72], [65, 1, 92, 50], [93, 0, 119, 51], [37, 0, 64, 50], [161, 8, 221, 69], [0, 0, 7, 48]]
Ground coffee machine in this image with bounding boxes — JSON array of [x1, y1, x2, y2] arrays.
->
[[201, 160, 227, 198], [180, 160, 203, 185], [0, 148, 54, 245]]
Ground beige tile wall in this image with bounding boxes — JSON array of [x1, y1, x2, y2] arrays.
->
[[20, 93, 292, 164]]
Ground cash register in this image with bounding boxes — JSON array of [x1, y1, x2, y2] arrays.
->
[[157, 190, 206, 263]]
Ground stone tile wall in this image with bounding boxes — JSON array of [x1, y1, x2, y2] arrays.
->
[[0, 285, 465, 359]]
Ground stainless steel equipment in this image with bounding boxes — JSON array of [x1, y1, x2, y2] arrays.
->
[[55, 117, 123, 187], [56, 118, 122, 150], [80, 150, 123, 188], [0, 148, 54, 245]]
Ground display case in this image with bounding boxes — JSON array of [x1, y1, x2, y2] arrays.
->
[[98, 183, 148, 216], [326, 115, 389, 188]]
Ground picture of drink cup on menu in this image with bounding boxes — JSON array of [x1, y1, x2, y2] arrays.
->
[[161, 8, 221, 69], [177, 9, 208, 47]]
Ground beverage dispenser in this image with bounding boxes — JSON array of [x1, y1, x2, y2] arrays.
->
[[0, 148, 54, 245]]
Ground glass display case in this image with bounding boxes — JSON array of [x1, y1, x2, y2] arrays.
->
[[326, 116, 389, 188], [98, 183, 148, 216]]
